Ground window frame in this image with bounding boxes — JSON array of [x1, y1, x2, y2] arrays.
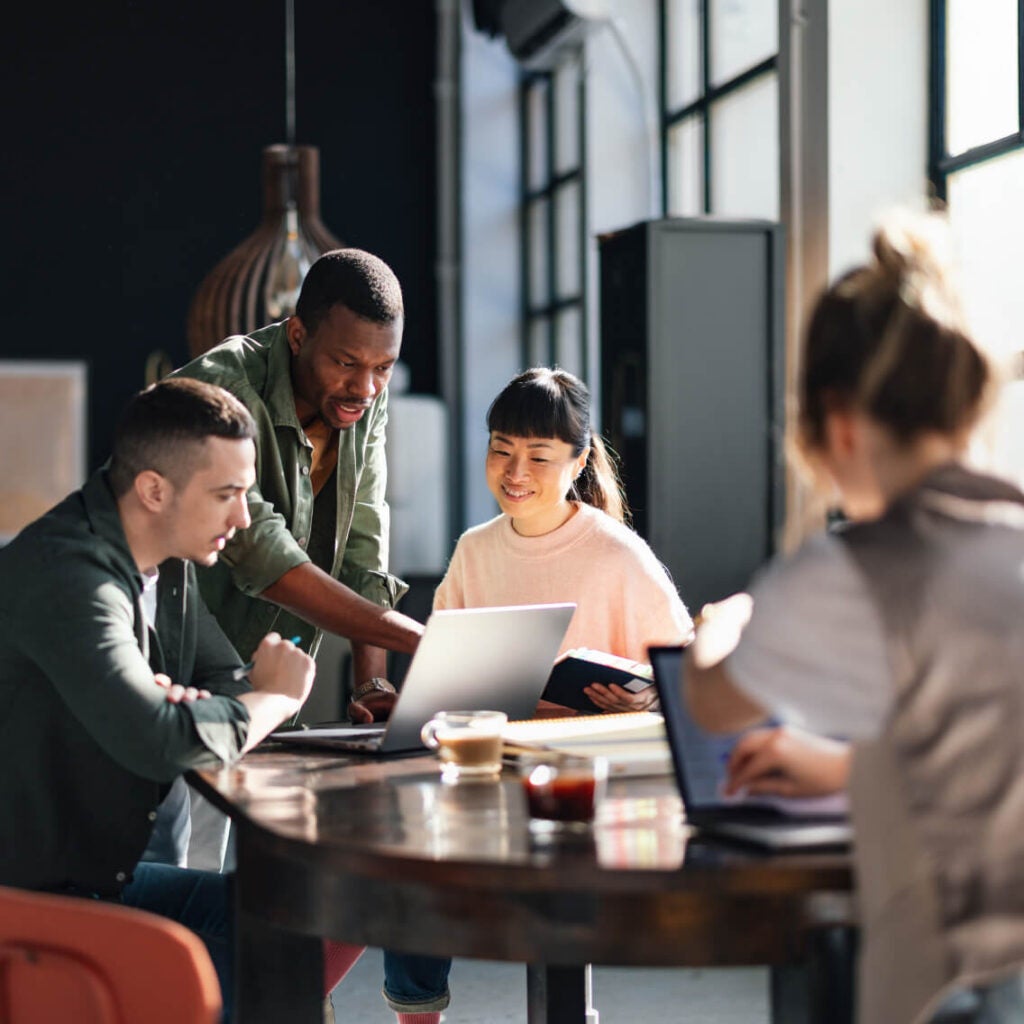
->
[[929, 0, 1024, 389], [658, 0, 779, 215], [927, 0, 1024, 202], [928, 0, 1024, 492], [518, 54, 588, 376]]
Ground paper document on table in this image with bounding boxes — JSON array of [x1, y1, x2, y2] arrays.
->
[[502, 712, 672, 777]]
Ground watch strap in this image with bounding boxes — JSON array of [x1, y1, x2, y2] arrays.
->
[[350, 677, 397, 703]]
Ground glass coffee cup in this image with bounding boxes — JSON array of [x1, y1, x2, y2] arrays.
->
[[420, 710, 508, 782], [518, 753, 608, 834]]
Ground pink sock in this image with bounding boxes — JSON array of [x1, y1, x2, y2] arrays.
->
[[323, 940, 366, 994], [395, 1014, 442, 1024]]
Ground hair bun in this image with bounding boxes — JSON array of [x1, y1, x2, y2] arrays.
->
[[869, 209, 963, 325]]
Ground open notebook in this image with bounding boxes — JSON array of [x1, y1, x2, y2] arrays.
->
[[271, 603, 576, 754]]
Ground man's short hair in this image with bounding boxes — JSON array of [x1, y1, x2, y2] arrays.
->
[[108, 378, 256, 497], [295, 248, 404, 334]]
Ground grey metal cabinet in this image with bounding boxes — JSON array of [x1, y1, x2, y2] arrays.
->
[[599, 217, 785, 612]]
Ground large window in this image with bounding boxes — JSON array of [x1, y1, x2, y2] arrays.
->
[[659, 0, 779, 218], [519, 54, 588, 377], [930, 0, 1024, 484]]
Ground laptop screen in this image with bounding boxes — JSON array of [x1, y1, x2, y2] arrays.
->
[[648, 645, 749, 811], [649, 644, 849, 819]]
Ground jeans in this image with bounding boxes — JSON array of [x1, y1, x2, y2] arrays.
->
[[140, 776, 192, 867], [123, 865, 453, 1019], [121, 862, 233, 1024], [383, 951, 452, 1013]]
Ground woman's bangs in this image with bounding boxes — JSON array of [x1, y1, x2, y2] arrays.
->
[[487, 382, 573, 442]]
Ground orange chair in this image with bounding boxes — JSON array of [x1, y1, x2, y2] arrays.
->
[[0, 884, 222, 1024]]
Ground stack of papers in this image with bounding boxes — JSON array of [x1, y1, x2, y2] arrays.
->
[[503, 712, 672, 777]]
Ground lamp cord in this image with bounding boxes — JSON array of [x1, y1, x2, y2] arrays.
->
[[285, 0, 296, 147]]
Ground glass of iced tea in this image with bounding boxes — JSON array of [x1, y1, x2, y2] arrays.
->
[[518, 753, 608, 834], [420, 710, 508, 782]]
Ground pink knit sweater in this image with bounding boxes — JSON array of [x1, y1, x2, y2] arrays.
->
[[434, 503, 692, 661]]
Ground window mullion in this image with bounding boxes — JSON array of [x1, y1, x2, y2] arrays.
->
[[1019, 0, 1024, 133], [701, 0, 712, 213], [659, 0, 669, 216], [546, 71, 558, 367], [928, 0, 948, 202], [578, 55, 589, 380], [519, 78, 532, 366]]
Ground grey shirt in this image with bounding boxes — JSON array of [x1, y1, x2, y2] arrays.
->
[[727, 530, 890, 740]]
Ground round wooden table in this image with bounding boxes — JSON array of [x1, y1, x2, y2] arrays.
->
[[190, 747, 855, 1023]]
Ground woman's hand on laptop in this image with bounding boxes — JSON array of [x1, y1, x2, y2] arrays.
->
[[724, 725, 851, 798]]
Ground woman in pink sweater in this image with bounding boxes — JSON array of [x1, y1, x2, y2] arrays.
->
[[434, 367, 693, 712]]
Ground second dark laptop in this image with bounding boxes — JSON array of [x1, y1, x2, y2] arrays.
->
[[648, 644, 852, 851]]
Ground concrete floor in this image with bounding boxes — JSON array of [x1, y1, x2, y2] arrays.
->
[[328, 948, 769, 1023]]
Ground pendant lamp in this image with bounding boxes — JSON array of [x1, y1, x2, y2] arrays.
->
[[185, 0, 342, 358]]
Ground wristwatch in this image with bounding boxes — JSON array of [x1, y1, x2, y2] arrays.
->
[[350, 677, 397, 703]]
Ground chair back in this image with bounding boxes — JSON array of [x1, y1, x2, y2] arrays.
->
[[0, 884, 221, 1024]]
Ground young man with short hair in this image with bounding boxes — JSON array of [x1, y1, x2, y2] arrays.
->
[[0, 378, 317, 1021]]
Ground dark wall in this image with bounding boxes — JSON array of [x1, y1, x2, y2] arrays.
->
[[3, 2, 438, 471]]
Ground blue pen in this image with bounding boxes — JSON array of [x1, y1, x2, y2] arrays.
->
[[231, 635, 303, 680]]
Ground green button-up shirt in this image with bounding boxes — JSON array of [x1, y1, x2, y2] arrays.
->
[[171, 322, 407, 660], [0, 470, 251, 895]]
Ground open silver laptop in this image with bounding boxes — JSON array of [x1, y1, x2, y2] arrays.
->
[[272, 603, 576, 754], [649, 645, 852, 851]]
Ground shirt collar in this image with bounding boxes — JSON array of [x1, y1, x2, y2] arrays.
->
[[253, 321, 308, 435], [81, 467, 144, 590]]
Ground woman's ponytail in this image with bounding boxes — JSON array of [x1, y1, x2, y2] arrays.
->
[[575, 433, 629, 524]]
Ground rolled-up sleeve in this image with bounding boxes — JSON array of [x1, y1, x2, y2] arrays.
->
[[218, 479, 310, 596]]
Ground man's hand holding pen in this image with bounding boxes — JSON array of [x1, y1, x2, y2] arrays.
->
[[154, 634, 308, 703], [232, 635, 303, 681]]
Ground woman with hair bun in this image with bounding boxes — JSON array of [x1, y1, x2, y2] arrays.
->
[[685, 210, 1024, 1024], [435, 365, 693, 712]]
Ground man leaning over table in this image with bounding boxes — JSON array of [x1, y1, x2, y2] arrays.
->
[[170, 247, 424, 721], [171, 248, 451, 1022], [0, 378, 321, 1024]]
